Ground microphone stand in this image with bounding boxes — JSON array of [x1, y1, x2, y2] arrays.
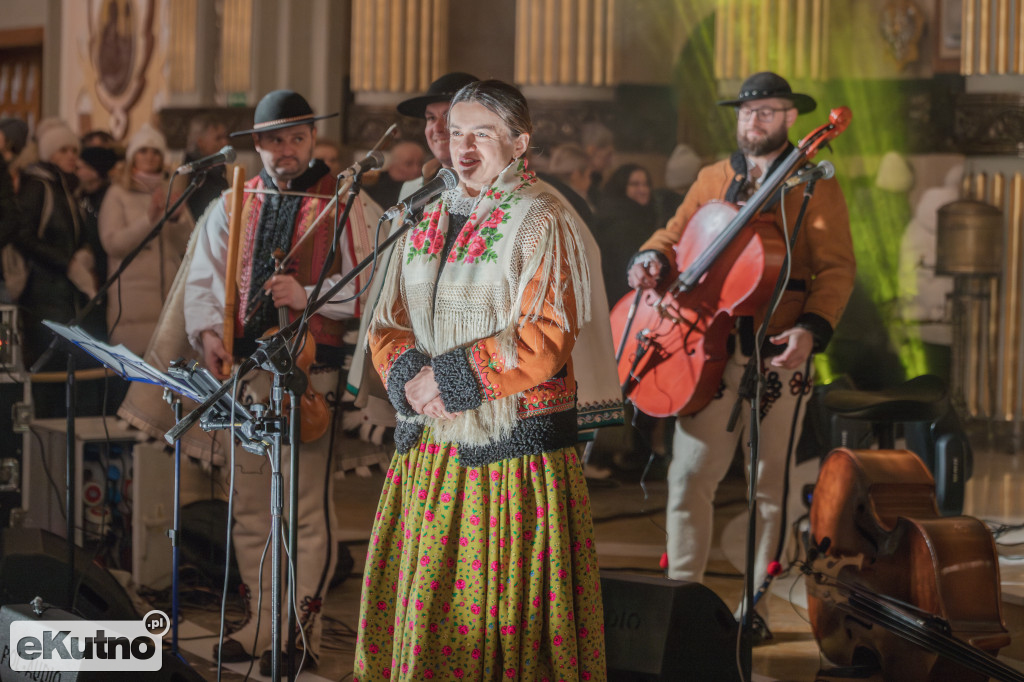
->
[[736, 179, 817, 680], [280, 173, 363, 679], [30, 170, 207, 613], [167, 170, 385, 682]]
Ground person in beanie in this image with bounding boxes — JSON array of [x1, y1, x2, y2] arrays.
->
[[184, 89, 382, 676], [99, 123, 193, 355], [16, 119, 106, 380], [627, 71, 855, 642]]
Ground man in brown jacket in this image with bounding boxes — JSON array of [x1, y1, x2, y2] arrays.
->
[[627, 71, 855, 642]]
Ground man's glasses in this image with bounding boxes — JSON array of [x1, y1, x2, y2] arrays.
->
[[735, 106, 792, 123]]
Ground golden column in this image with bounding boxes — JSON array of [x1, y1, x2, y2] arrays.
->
[[957, 2, 1024, 426], [962, 0, 1024, 75], [514, 0, 617, 87], [351, 0, 450, 93], [714, 0, 830, 80]]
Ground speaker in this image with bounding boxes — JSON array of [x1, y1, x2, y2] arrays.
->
[[601, 571, 741, 682], [0, 528, 137, 622], [0, 604, 204, 682]]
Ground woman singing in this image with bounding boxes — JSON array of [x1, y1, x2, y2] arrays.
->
[[354, 80, 606, 681]]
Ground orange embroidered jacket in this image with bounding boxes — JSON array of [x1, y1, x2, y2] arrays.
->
[[369, 162, 591, 466], [639, 149, 855, 349]]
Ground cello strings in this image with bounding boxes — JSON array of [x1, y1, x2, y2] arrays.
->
[[812, 567, 1024, 681]]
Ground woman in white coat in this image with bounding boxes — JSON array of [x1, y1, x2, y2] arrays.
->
[[99, 124, 193, 354]]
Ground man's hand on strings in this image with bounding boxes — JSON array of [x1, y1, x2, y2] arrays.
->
[[265, 274, 307, 311], [769, 327, 814, 369], [627, 257, 663, 290], [200, 329, 233, 380]]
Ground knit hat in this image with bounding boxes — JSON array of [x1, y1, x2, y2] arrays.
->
[[79, 146, 121, 177], [664, 144, 701, 191], [0, 118, 29, 155], [37, 120, 80, 162], [874, 150, 914, 193], [126, 123, 168, 166]]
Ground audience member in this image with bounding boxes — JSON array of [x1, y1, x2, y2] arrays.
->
[[0, 119, 28, 248], [183, 113, 230, 219], [364, 139, 425, 209], [581, 120, 615, 207], [81, 129, 116, 149], [593, 163, 658, 305], [899, 163, 961, 383], [99, 123, 193, 355], [655, 143, 701, 226], [539, 142, 593, 222], [386, 139, 425, 182], [313, 136, 345, 178], [71, 145, 121, 317], [0, 118, 30, 192], [16, 120, 105, 373], [0, 118, 28, 303]]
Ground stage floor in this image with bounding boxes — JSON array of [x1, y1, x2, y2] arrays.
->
[[163, 432, 1024, 681]]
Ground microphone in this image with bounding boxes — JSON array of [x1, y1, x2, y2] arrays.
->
[[382, 168, 459, 221], [176, 145, 236, 175], [338, 150, 385, 180], [783, 160, 835, 188]]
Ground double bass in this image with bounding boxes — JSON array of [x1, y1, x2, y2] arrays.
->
[[610, 107, 851, 418], [806, 448, 1024, 681]]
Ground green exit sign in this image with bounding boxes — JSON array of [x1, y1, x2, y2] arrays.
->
[[227, 92, 247, 107]]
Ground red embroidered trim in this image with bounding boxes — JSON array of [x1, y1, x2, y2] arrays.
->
[[517, 391, 575, 418], [380, 344, 414, 385], [469, 342, 503, 399]]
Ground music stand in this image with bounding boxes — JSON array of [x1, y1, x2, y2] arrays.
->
[[40, 321, 259, 667]]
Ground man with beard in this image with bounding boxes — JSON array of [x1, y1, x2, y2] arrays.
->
[[626, 72, 855, 642], [185, 90, 380, 675]]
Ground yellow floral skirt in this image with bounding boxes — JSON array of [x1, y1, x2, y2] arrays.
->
[[353, 428, 607, 681]]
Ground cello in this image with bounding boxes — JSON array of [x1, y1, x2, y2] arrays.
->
[[610, 107, 851, 418], [806, 448, 1024, 681]]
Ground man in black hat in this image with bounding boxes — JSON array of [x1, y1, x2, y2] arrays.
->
[[395, 71, 478, 199], [627, 71, 855, 641], [183, 89, 382, 674]]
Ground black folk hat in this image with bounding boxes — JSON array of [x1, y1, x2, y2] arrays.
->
[[230, 90, 338, 137], [717, 71, 816, 114], [396, 72, 480, 119]]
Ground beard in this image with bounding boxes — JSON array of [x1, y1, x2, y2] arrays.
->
[[737, 125, 789, 157]]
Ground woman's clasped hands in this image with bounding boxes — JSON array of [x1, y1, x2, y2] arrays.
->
[[405, 366, 460, 420]]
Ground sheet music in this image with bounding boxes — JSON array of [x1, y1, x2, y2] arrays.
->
[[42, 320, 202, 402]]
